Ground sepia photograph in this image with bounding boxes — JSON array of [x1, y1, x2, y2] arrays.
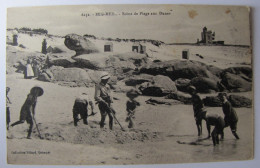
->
[[3, 2, 255, 166]]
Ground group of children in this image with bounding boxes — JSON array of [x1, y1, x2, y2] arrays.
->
[[6, 82, 239, 146], [189, 86, 240, 146]]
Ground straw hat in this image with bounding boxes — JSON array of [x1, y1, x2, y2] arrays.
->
[[30, 86, 44, 96], [100, 72, 110, 80]]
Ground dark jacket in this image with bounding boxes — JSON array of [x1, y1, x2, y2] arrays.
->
[[222, 101, 238, 123], [192, 94, 204, 117], [126, 99, 140, 113]]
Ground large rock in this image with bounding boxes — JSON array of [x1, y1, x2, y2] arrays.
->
[[228, 95, 252, 108], [190, 77, 219, 93], [64, 34, 99, 56], [220, 72, 252, 92], [125, 74, 154, 86], [206, 65, 223, 77], [37, 69, 54, 82], [114, 52, 149, 67], [73, 53, 110, 70], [49, 58, 76, 68], [109, 52, 149, 79], [203, 94, 252, 108], [49, 66, 92, 83], [139, 60, 219, 81], [145, 97, 182, 105], [222, 67, 252, 82], [109, 56, 136, 78], [72, 52, 149, 78], [203, 96, 222, 107], [139, 75, 177, 97], [166, 91, 192, 104], [175, 78, 191, 92]]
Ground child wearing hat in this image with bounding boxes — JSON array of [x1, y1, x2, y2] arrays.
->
[[218, 92, 239, 139], [11, 86, 44, 139], [188, 86, 209, 137], [126, 89, 140, 128]]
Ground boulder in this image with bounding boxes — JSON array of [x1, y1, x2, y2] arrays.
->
[[125, 74, 154, 86], [73, 53, 110, 70], [109, 56, 136, 75], [203, 96, 222, 107], [228, 95, 252, 108], [139, 60, 219, 81], [203, 94, 252, 108], [175, 78, 191, 92], [114, 52, 149, 67], [222, 67, 252, 82], [139, 75, 177, 97], [145, 97, 182, 105], [49, 58, 76, 68], [72, 52, 148, 75], [166, 91, 192, 104], [206, 65, 222, 77], [64, 34, 99, 55], [109, 52, 150, 79], [37, 69, 54, 82], [190, 77, 219, 93], [38, 73, 52, 82], [49, 66, 92, 83], [220, 72, 252, 92]]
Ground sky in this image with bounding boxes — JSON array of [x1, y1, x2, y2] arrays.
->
[[7, 4, 251, 45]]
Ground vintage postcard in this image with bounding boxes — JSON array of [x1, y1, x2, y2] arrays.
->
[[6, 4, 253, 165]]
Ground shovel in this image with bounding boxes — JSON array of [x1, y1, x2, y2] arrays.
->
[[32, 115, 43, 139]]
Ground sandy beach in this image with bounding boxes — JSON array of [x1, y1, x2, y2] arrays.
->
[[6, 72, 253, 165]]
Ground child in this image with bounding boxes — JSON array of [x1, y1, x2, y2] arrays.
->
[[24, 58, 34, 79], [218, 92, 239, 139], [200, 111, 225, 146], [188, 86, 209, 137], [73, 92, 94, 126], [6, 87, 12, 130], [11, 86, 44, 139], [126, 89, 140, 128]]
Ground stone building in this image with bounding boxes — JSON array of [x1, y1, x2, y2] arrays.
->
[[104, 42, 113, 52], [132, 42, 146, 54], [201, 27, 215, 44]]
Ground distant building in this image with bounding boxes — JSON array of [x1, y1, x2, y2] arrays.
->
[[201, 27, 215, 44], [104, 42, 113, 52], [198, 27, 224, 45], [132, 42, 146, 54], [182, 49, 190, 60]]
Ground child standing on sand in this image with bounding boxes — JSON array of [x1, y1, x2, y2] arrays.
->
[[125, 89, 140, 128], [218, 92, 240, 140], [11, 86, 44, 139], [188, 86, 208, 137]]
